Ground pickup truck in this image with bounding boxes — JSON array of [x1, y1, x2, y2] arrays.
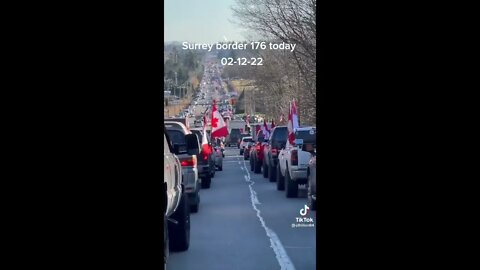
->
[[263, 126, 288, 183], [277, 127, 317, 198], [165, 121, 201, 212], [164, 127, 195, 268]]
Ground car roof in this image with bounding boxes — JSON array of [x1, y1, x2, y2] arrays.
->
[[164, 121, 190, 133], [296, 126, 315, 131]]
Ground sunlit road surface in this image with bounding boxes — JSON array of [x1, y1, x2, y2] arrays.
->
[[168, 147, 316, 270]]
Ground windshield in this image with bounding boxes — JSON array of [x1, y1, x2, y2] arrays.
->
[[295, 130, 316, 144], [272, 127, 288, 143], [166, 130, 185, 145]]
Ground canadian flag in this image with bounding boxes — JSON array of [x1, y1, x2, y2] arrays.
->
[[211, 100, 229, 138], [202, 116, 212, 156], [287, 99, 299, 145]]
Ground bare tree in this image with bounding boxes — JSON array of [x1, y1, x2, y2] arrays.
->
[[231, 0, 316, 125]]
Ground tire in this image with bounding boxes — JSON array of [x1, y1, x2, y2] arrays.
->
[[219, 165, 223, 171], [244, 155, 247, 160], [276, 164, 285, 190], [250, 157, 254, 171], [201, 175, 211, 189], [268, 162, 276, 182], [169, 192, 190, 251], [211, 165, 215, 178], [285, 170, 298, 198], [240, 149, 243, 155], [262, 161, 268, 178], [254, 159, 261, 174], [190, 191, 200, 213]]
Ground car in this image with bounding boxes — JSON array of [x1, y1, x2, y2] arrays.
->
[[263, 126, 289, 183], [190, 128, 216, 189], [239, 136, 253, 155], [163, 126, 192, 267], [278, 127, 316, 198], [226, 128, 241, 147], [165, 121, 201, 212], [307, 149, 316, 211]]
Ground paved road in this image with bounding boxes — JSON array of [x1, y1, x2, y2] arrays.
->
[[168, 147, 316, 270]]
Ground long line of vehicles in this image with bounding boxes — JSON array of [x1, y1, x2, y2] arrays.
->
[[164, 60, 317, 270], [243, 124, 317, 206]]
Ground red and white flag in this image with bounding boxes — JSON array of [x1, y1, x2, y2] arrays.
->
[[202, 116, 212, 156], [287, 99, 299, 145], [211, 100, 229, 138]]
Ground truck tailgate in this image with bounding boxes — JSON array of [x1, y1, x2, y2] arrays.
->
[[297, 150, 312, 169]]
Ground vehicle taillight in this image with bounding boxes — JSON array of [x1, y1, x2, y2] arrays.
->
[[272, 148, 278, 156], [181, 156, 197, 167], [291, 150, 298, 165]]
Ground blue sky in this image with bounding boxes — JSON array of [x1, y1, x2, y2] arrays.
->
[[164, 0, 246, 43]]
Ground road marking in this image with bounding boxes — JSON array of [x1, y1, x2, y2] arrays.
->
[[241, 157, 296, 270]]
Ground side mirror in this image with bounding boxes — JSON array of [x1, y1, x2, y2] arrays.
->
[[185, 134, 200, 156], [173, 144, 188, 155]]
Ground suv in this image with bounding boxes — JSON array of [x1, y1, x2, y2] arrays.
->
[[226, 128, 241, 147], [164, 127, 194, 268], [263, 126, 288, 183], [165, 121, 201, 212], [278, 127, 316, 197], [190, 128, 216, 189]]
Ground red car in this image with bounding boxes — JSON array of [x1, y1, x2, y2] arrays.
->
[[250, 130, 268, 175]]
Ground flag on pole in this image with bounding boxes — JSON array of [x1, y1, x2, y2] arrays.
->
[[271, 119, 276, 130], [211, 100, 229, 138], [287, 99, 299, 145], [202, 116, 212, 156]]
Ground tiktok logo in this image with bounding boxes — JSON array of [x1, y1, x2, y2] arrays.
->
[[300, 205, 310, 216]]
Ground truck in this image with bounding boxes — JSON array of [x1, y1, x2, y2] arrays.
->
[[164, 126, 198, 268], [165, 121, 201, 212], [277, 127, 317, 198]]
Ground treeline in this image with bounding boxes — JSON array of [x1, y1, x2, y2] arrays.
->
[[164, 45, 205, 90], [229, 0, 317, 125]]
